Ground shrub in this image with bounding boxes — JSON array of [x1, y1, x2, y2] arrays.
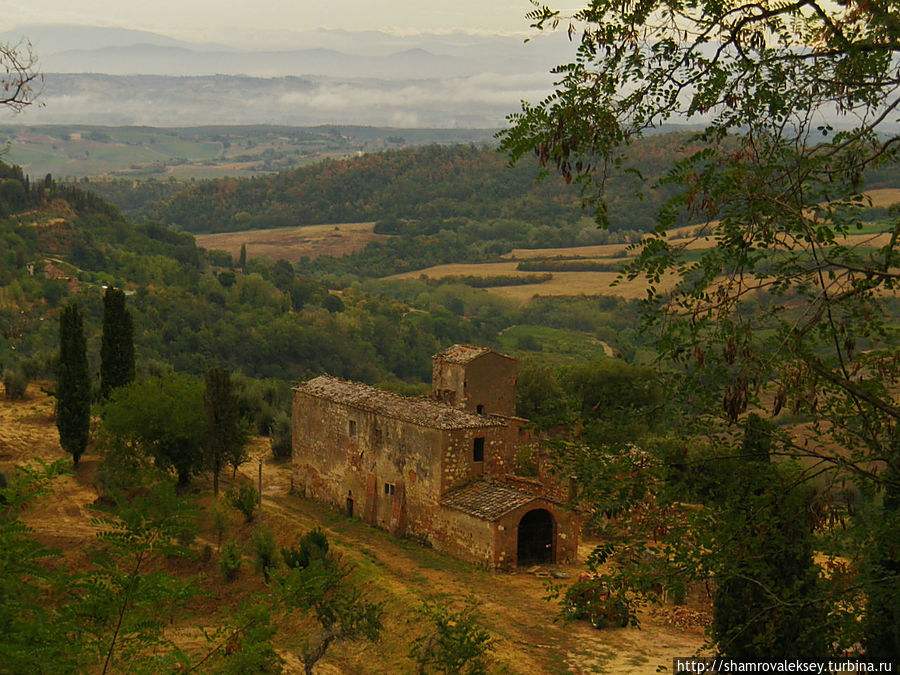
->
[[411, 598, 494, 674], [282, 528, 329, 569], [219, 540, 242, 581], [3, 369, 28, 400], [226, 482, 258, 523], [322, 293, 345, 313], [252, 527, 279, 582], [269, 411, 292, 460], [211, 503, 230, 550]]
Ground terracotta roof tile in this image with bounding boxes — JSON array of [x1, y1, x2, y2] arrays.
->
[[295, 376, 504, 430], [441, 481, 538, 520]]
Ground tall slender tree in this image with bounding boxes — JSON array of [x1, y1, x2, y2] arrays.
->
[[204, 367, 247, 496], [100, 287, 134, 400], [238, 243, 247, 272], [57, 303, 91, 467]]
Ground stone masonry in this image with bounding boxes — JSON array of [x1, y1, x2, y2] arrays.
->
[[292, 345, 579, 568]]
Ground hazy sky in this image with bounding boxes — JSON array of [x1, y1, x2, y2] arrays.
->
[[4, 1, 538, 42]]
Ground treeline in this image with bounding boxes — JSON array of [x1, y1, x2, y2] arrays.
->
[[307, 217, 646, 281], [439, 273, 552, 288], [142, 145, 584, 232], [70, 176, 186, 217], [516, 259, 624, 272], [0, 163, 120, 220]]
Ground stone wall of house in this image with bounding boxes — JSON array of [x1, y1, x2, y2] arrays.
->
[[293, 391, 445, 534], [427, 507, 496, 566], [432, 351, 517, 416], [428, 500, 580, 569], [440, 427, 510, 494]]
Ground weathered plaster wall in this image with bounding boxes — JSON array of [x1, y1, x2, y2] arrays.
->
[[292, 390, 445, 533], [428, 507, 496, 566], [461, 352, 517, 416]]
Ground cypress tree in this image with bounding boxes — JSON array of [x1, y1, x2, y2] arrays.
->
[[100, 287, 134, 399], [57, 303, 91, 467], [204, 367, 246, 496], [238, 243, 247, 271], [711, 417, 827, 659]]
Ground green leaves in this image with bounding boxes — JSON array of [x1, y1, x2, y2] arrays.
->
[[99, 375, 205, 487], [410, 598, 493, 675]]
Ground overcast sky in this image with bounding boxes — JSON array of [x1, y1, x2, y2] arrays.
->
[[4, 1, 538, 43]]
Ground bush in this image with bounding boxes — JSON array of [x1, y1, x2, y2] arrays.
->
[[269, 411, 292, 460], [282, 528, 329, 569], [252, 527, 279, 582], [211, 503, 230, 550], [3, 370, 28, 400], [564, 576, 631, 629], [322, 293, 345, 313], [219, 540, 242, 581], [411, 598, 494, 674], [226, 482, 258, 523]]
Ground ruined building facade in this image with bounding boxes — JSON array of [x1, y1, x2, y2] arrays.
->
[[292, 345, 579, 568]]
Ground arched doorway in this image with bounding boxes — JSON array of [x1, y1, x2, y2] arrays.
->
[[517, 508, 554, 565]]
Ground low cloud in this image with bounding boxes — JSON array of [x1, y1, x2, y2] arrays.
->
[[15, 72, 553, 128]]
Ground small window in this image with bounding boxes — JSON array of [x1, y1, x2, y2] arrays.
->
[[476, 404, 484, 414], [348, 420, 357, 437], [473, 437, 485, 462], [384, 482, 395, 495]]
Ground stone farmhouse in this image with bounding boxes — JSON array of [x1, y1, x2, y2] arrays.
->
[[292, 345, 579, 568]]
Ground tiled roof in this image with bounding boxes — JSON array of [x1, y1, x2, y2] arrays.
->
[[441, 481, 538, 520], [434, 344, 493, 364], [295, 376, 504, 430]]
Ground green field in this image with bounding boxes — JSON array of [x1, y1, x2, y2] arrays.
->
[[0, 124, 498, 179], [497, 325, 615, 363]]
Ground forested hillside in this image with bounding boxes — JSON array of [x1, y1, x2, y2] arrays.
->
[[138, 136, 707, 233], [1, 158, 646, 398]]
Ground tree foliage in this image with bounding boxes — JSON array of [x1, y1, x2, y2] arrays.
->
[[502, 0, 900, 659], [411, 598, 493, 675], [99, 375, 205, 487], [0, 461, 80, 673], [204, 367, 248, 495], [56, 302, 91, 467], [100, 286, 135, 399], [74, 476, 200, 674], [278, 535, 382, 675]]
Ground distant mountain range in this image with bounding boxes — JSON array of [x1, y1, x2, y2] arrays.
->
[[1, 24, 574, 78], [0, 24, 571, 127]]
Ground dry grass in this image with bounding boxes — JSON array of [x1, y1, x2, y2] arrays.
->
[[503, 243, 636, 260], [195, 222, 384, 263], [388, 261, 679, 303]]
